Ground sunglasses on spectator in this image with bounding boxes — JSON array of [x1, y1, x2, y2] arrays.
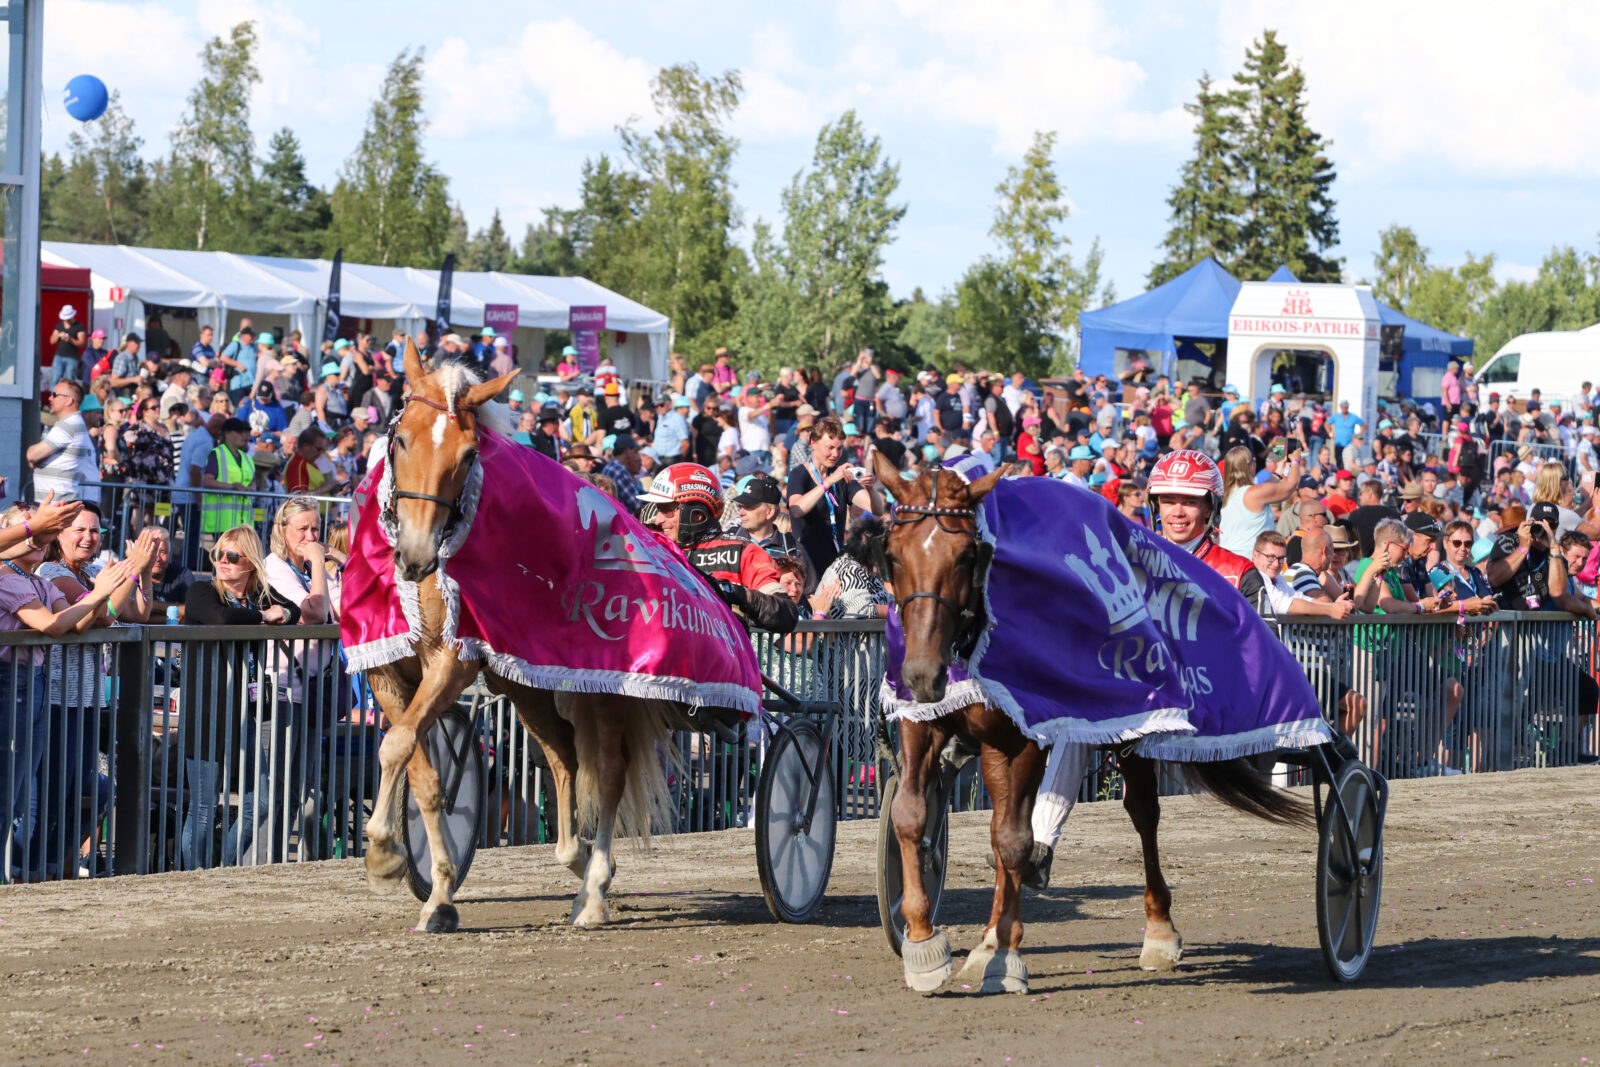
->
[[213, 550, 246, 565], [1446, 538, 1472, 547]]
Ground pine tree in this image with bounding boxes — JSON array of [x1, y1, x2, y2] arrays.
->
[[737, 110, 905, 373], [465, 208, 513, 271], [251, 128, 331, 258], [1149, 73, 1241, 286], [328, 48, 451, 267], [1229, 31, 1341, 281], [441, 202, 470, 262], [150, 21, 260, 251], [568, 154, 648, 291]]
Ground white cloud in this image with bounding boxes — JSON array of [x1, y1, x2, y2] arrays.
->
[[1214, 1, 1600, 177], [44, 1, 196, 135], [425, 19, 654, 140], [827, 0, 1192, 154]]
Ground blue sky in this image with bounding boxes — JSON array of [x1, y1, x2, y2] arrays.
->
[[46, 0, 1600, 306]]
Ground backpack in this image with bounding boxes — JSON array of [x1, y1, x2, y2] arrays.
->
[[1455, 435, 1479, 473]]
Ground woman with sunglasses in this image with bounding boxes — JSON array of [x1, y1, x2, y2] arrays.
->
[[121, 397, 174, 531], [1428, 519, 1497, 614], [179, 527, 300, 867]]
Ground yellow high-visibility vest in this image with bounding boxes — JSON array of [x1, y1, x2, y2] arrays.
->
[[201, 445, 256, 533]]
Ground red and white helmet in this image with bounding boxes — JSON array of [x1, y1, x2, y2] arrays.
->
[[640, 462, 724, 545], [1148, 450, 1223, 525]]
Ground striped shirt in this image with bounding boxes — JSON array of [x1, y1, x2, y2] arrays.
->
[[33, 413, 99, 501], [1284, 562, 1327, 600]]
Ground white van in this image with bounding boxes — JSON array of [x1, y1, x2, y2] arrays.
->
[[1476, 326, 1600, 406]]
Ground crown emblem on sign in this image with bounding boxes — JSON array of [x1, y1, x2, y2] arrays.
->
[[1064, 527, 1149, 634]]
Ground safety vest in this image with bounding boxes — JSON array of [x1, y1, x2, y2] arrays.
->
[[202, 445, 256, 533]]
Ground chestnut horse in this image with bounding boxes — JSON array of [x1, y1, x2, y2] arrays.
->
[[362, 339, 675, 932], [874, 449, 1309, 993]]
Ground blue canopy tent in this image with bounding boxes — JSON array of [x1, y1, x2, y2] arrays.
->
[[1077, 257, 1240, 380], [1267, 266, 1472, 404]]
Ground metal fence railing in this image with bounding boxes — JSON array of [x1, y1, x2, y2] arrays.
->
[[1488, 439, 1575, 478], [78, 481, 351, 565], [5, 612, 1595, 883]]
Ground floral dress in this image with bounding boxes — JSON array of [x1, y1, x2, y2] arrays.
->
[[122, 423, 174, 508]]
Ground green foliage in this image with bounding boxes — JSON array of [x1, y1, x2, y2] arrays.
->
[[1150, 32, 1341, 284], [250, 128, 331, 258], [463, 208, 514, 272], [42, 91, 150, 245], [895, 287, 957, 369], [736, 110, 905, 376], [512, 213, 580, 277], [596, 63, 746, 361], [1474, 246, 1600, 358], [327, 48, 451, 266], [1229, 31, 1341, 281], [149, 21, 261, 251], [951, 131, 1111, 378], [1150, 73, 1241, 286]]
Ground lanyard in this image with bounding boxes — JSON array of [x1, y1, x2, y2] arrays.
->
[[807, 461, 841, 552]]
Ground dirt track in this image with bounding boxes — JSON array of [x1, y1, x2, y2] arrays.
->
[[3, 768, 1599, 1065]]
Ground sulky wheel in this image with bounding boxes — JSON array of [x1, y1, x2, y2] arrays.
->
[[755, 720, 838, 923], [1315, 759, 1385, 981], [876, 770, 952, 956], [401, 708, 486, 903]]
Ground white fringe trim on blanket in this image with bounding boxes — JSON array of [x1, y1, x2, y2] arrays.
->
[[879, 678, 996, 723], [1132, 716, 1334, 762]]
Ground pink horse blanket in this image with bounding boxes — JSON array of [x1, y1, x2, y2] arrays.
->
[[340, 429, 762, 714]]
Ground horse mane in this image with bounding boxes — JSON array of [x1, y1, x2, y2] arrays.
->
[[433, 360, 514, 437]]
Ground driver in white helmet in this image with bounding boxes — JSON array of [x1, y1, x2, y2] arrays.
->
[[640, 461, 799, 634], [1023, 450, 1266, 890]]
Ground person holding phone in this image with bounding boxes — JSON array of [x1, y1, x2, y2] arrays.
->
[[1216, 445, 1302, 557], [1485, 501, 1592, 615]]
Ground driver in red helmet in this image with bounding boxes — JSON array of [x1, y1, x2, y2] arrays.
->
[[640, 462, 799, 634], [1146, 448, 1265, 603]]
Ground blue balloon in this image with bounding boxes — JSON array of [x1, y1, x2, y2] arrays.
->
[[63, 75, 108, 122]]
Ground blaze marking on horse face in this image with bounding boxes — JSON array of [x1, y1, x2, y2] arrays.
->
[[432, 413, 447, 446]]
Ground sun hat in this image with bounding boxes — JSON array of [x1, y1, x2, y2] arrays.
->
[[603, 381, 620, 396], [946, 373, 963, 386], [509, 389, 524, 402], [796, 403, 819, 418], [257, 332, 275, 346], [1223, 384, 1240, 396], [321, 361, 340, 378], [1327, 524, 1357, 550], [481, 326, 497, 338], [333, 338, 351, 351], [91, 329, 106, 339], [671, 394, 691, 409], [493, 336, 509, 348], [1068, 444, 1095, 461], [842, 422, 860, 436], [59, 305, 77, 319], [561, 345, 578, 357], [1270, 383, 1286, 395]]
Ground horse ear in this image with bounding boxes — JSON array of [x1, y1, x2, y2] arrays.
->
[[464, 369, 519, 410], [965, 467, 1005, 503], [869, 444, 902, 493], [402, 335, 427, 384]]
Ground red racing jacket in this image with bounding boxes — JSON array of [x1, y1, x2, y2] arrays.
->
[[1193, 535, 1266, 608]]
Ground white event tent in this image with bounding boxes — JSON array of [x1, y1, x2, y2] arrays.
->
[[39, 242, 672, 383]]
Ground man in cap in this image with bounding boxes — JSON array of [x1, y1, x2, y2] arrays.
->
[[1486, 500, 1593, 614], [1061, 444, 1095, 489], [599, 433, 645, 514], [730, 472, 799, 561], [1400, 512, 1444, 593], [1325, 468, 1359, 518], [219, 325, 259, 400], [652, 393, 693, 462], [531, 405, 563, 461], [238, 380, 289, 435], [597, 380, 635, 440], [490, 335, 514, 378], [49, 304, 86, 387], [875, 366, 907, 426]]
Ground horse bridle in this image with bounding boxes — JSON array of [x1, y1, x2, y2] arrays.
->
[[381, 393, 479, 574], [889, 466, 994, 657]]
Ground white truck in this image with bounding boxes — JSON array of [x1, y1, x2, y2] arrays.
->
[[1477, 325, 1600, 406]]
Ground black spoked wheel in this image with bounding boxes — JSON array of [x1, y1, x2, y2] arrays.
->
[[755, 720, 838, 923], [1316, 760, 1385, 981], [401, 709, 486, 903], [876, 770, 952, 956]]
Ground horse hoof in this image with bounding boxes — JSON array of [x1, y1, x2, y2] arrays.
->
[[956, 927, 1000, 982], [570, 896, 609, 927], [419, 903, 460, 934], [979, 949, 1029, 994], [902, 930, 953, 992], [364, 845, 407, 893], [1140, 933, 1184, 971]]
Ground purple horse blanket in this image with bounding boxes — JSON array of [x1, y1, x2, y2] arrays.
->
[[882, 474, 1331, 761]]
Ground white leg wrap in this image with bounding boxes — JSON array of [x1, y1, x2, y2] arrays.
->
[[1031, 742, 1091, 851]]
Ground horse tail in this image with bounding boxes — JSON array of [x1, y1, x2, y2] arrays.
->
[[568, 695, 680, 845], [1176, 757, 1314, 829]]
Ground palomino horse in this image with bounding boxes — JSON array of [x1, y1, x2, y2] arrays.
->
[[874, 449, 1310, 993], [361, 339, 675, 932]]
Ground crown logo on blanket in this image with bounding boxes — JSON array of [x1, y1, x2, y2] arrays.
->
[[1064, 527, 1149, 634]]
